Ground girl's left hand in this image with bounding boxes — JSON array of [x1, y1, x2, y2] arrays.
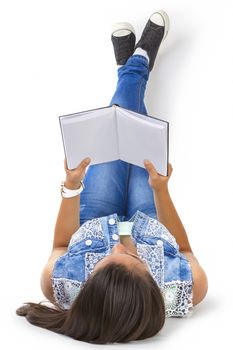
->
[[64, 157, 91, 189]]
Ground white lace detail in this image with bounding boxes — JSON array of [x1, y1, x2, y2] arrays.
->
[[85, 252, 107, 280], [163, 280, 193, 317], [68, 218, 104, 248], [52, 215, 193, 317], [52, 268, 193, 317], [51, 277, 83, 310], [144, 218, 179, 249], [136, 242, 164, 289]]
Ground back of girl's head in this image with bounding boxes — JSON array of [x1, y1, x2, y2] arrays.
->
[[16, 262, 165, 344]]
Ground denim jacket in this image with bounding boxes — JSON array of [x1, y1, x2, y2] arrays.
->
[[51, 210, 193, 317]]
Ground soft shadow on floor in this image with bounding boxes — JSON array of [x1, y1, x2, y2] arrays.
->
[[189, 295, 219, 318], [129, 295, 219, 345]]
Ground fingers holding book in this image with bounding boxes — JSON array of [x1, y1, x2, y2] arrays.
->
[[64, 157, 91, 189], [144, 159, 173, 192]]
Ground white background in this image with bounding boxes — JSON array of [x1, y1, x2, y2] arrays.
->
[[1, 0, 233, 348]]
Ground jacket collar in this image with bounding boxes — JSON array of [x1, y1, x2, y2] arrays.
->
[[106, 210, 153, 245]]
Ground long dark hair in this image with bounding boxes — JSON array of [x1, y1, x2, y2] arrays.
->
[[16, 262, 165, 344]]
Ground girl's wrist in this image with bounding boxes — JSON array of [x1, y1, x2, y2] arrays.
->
[[153, 185, 169, 196], [64, 179, 82, 190]]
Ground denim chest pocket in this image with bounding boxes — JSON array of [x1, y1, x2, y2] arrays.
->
[[68, 238, 107, 256], [68, 217, 107, 255], [138, 235, 178, 257], [140, 218, 179, 256], [53, 244, 108, 281]]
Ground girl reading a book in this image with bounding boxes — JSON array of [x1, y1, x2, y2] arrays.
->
[[16, 10, 208, 344]]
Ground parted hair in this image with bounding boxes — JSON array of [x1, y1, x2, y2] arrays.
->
[[16, 262, 166, 344]]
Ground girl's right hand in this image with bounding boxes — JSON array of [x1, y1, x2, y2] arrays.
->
[[143, 160, 173, 192], [64, 157, 91, 189]]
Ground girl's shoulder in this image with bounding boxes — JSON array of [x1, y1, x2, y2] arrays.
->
[[180, 251, 208, 306], [40, 247, 68, 304]]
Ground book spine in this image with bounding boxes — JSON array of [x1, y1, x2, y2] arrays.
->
[[115, 106, 120, 157], [167, 122, 169, 176]]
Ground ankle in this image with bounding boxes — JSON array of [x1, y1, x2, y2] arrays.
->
[[133, 48, 150, 63]]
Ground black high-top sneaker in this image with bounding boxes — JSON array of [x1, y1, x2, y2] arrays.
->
[[134, 10, 170, 71], [111, 22, 136, 65]]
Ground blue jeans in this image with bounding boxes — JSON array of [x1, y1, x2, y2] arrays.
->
[[80, 55, 157, 225]]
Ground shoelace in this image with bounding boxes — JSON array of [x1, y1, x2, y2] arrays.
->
[[140, 22, 164, 48]]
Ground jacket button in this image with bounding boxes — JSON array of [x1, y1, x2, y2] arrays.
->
[[157, 240, 163, 247], [112, 234, 119, 240], [85, 239, 92, 246], [109, 218, 116, 225]]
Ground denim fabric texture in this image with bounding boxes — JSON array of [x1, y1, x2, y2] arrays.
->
[[52, 55, 193, 317]]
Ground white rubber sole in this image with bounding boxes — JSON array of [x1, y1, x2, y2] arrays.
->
[[112, 22, 135, 37], [150, 10, 170, 41]]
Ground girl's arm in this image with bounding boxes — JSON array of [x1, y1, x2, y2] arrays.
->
[[144, 160, 208, 306], [40, 157, 91, 301], [52, 181, 81, 249], [153, 187, 193, 252], [41, 185, 81, 303], [144, 160, 192, 252], [152, 187, 208, 306], [52, 157, 91, 250]]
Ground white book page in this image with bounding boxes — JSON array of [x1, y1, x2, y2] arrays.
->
[[117, 106, 167, 127], [60, 106, 110, 121], [116, 108, 168, 176], [60, 106, 118, 169]]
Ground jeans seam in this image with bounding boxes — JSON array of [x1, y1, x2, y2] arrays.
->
[[124, 163, 130, 216], [138, 78, 145, 113]]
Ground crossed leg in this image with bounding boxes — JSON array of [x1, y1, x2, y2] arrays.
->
[[80, 55, 156, 225]]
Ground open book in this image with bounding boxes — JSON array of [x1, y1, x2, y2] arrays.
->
[[59, 105, 169, 176]]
